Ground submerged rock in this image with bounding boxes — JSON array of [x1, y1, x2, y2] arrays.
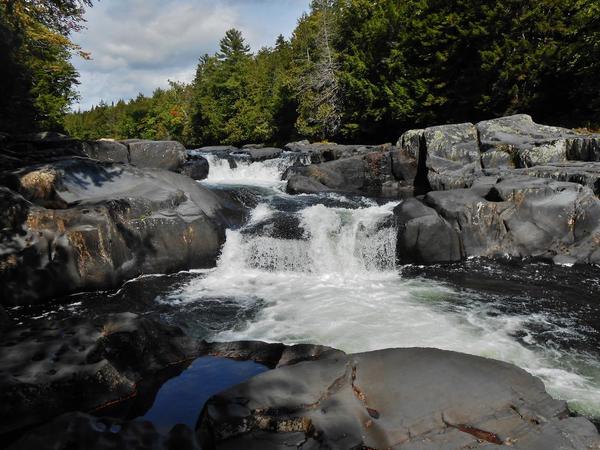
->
[[0, 158, 237, 306], [198, 347, 600, 449]]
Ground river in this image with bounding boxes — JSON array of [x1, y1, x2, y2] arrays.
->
[[15, 151, 600, 421]]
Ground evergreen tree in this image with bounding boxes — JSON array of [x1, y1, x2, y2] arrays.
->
[[1, 0, 93, 132]]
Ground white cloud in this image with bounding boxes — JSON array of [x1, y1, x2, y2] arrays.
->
[[72, 0, 310, 110]]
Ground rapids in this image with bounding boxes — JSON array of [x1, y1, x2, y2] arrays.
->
[[13, 151, 600, 421], [166, 151, 600, 420]]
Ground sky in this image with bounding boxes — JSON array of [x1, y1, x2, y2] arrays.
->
[[72, 0, 311, 110]]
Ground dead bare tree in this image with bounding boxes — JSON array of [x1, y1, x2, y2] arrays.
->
[[298, 0, 342, 139]]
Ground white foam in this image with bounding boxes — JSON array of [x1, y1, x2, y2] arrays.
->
[[164, 201, 600, 418], [201, 152, 310, 187]]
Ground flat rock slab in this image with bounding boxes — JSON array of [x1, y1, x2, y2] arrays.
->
[[198, 348, 600, 449], [486, 162, 600, 195], [477, 114, 600, 168]]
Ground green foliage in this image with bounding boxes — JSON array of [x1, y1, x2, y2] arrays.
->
[[64, 81, 194, 143], [64, 0, 600, 145], [0, 0, 92, 132], [190, 29, 295, 145]]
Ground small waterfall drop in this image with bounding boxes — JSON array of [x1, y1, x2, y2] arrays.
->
[[161, 165, 600, 420], [217, 202, 398, 275], [199, 152, 310, 186]]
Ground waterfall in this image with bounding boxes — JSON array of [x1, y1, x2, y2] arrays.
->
[[199, 152, 311, 186], [217, 202, 398, 275], [160, 166, 600, 421]]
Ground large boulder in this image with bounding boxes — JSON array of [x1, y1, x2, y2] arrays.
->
[[284, 149, 413, 197], [198, 347, 600, 449], [477, 114, 600, 168], [394, 199, 462, 263], [396, 175, 600, 265], [284, 141, 385, 164], [236, 147, 283, 162], [0, 313, 200, 437], [125, 140, 188, 172], [0, 158, 236, 305], [181, 155, 210, 181], [80, 140, 129, 164], [285, 174, 332, 195], [398, 122, 483, 192], [194, 146, 239, 159], [284, 157, 368, 194]]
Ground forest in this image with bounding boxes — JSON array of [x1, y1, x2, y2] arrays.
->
[[3, 0, 600, 146]]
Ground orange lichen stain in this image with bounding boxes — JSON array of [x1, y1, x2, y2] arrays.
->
[[183, 224, 195, 246], [0, 254, 18, 272], [20, 168, 58, 200], [67, 230, 95, 277]]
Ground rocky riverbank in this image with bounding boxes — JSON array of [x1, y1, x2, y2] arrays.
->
[[2, 118, 600, 449], [280, 115, 600, 265], [0, 134, 241, 306], [3, 313, 598, 449]]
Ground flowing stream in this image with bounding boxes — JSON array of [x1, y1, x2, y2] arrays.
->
[[152, 150, 600, 420]]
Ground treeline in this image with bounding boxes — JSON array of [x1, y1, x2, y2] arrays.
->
[[66, 0, 600, 145], [0, 0, 92, 133]]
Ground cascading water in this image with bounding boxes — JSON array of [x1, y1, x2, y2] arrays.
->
[[199, 152, 310, 186], [161, 152, 600, 420], [221, 203, 397, 274]]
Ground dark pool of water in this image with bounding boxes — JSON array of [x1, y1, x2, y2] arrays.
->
[[137, 356, 267, 433]]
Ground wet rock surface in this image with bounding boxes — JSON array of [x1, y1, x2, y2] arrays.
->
[[181, 155, 210, 180], [0, 157, 239, 306], [10, 412, 201, 450], [2, 313, 342, 449], [198, 347, 600, 449], [0, 313, 199, 437], [0, 306, 9, 331]]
